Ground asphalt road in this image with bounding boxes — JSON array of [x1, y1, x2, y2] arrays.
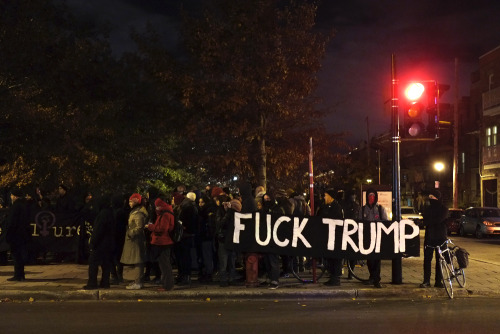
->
[[1, 297, 499, 334]]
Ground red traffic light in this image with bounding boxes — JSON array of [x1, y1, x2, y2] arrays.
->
[[404, 83, 425, 101]]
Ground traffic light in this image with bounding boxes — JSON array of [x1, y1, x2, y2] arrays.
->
[[400, 80, 438, 140]]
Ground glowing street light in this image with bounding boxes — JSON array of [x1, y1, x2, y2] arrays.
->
[[433, 162, 445, 188]]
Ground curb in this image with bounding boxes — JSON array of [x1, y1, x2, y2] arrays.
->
[[1, 287, 492, 302]]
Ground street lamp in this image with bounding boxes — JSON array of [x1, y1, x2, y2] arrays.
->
[[433, 162, 445, 188]]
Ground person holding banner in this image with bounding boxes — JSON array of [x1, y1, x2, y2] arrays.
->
[[420, 189, 448, 288], [317, 188, 344, 286], [359, 188, 388, 288]]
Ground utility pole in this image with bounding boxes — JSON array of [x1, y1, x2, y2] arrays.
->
[[453, 58, 459, 208], [391, 54, 402, 284]]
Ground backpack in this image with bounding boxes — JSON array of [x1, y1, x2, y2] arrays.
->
[[454, 246, 469, 269], [164, 209, 183, 243]]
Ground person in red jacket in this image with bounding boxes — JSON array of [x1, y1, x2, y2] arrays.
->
[[146, 196, 175, 291]]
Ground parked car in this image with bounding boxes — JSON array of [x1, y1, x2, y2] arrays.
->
[[444, 208, 464, 235], [459, 207, 500, 238], [401, 206, 424, 228]]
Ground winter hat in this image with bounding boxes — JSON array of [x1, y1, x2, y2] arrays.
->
[[129, 193, 142, 204], [186, 192, 196, 202], [274, 189, 288, 198], [11, 187, 24, 198], [324, 188, 336, 199], [230, 199, 242, 212], [173, 192, 185, 206], [211, 187, 224, 198]]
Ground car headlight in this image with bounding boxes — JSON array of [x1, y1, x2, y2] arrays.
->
[[483, 221, 494, 226]]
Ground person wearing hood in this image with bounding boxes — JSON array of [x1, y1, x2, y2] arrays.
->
[[420, 189, 448, 288], [120, 193, 148, 290], [359, 188, 388, 288], [83, 194, 115, 290], [146, 196, 175, 291]]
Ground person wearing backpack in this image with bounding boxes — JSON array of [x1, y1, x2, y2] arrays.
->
[[359, 188, 388, 288], [146, 196, 175, 291]]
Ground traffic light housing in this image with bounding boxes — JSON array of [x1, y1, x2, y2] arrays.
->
[[400, 80, 438, 140]]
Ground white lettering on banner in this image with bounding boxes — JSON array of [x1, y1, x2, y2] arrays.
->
[[376, 222, 399, 253], [342, 219, 359, 252], [322, 219, 343, 250], [358, 222, 376, 255], [399, 219, 419, 252], [273, 216, 291, 247], [233, 213, 251, 243], [255, 212, 271, 246], [232, 213, 418, 256], [292, 217, 311, 248]]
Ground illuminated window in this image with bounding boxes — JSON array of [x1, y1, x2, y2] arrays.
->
[[461, 152, 465, 174], [486, 126, 497, 147]]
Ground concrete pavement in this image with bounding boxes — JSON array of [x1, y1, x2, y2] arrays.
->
[[1, 251, 498, 302]]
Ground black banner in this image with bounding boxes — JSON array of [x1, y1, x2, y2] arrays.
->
[[229, 212, 420, 259], [0, 209, 83, 253]]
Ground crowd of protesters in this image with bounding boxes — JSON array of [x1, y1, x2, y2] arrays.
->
[[1, 181, 445, 291]]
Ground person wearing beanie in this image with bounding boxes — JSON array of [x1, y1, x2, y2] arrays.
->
[[5, 188, 30, 281], [317, 188, 344, 287], [359, 188, 388, 288], [420, 189, 448, 288], [120, 193, 148, 290], [211, 187, 225, 199]]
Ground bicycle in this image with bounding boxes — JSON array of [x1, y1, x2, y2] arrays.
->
[[426, 239, 466, 299], [291, 257, 370, 283]]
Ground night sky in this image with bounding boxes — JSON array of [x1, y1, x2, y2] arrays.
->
[[67, 0, 500, 145]]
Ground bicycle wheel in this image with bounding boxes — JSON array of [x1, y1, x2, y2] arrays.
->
[[291, 257, 326, 283], [439, 258, 453, 299], [346, 259, 370, 282], [451, 254, 467, 287]]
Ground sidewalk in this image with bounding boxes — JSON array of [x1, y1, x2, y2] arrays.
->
[[1, 254, 499, 302]]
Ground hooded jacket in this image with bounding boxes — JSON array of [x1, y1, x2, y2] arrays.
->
[[146, 198, 174, 246], [359, 189, 388, 221]]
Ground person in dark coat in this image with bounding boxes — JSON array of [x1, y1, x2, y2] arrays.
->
[[83, 194, 115, 289], [420, 189, 449, 288], [5, 188, 31, 281], [174, 192, 198, 286], [317, 188, 344, 286], [110, 194, 129, 284]]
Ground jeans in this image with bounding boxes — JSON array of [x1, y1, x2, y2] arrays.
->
[[218, 243, 236, 283]]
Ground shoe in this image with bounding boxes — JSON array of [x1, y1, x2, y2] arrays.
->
[[419, 282, 431, 288], [373, 282, 383, 289], [152, 278, 162, 285], [269, 281, 279, 289], [259, 280, 270, 287], [177, 276, 191, 286], [82, 285, 98, 290], [7, 276, 25, 282], [219, 281, 230, 287], [324, 279, 341, 286], [143, 276, 151, 282], [363, 279, 374, 286], [126, 283, 143, 290], [434, 282, 445, 288]]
